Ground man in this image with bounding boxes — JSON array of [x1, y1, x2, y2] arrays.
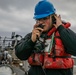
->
[[15, 0, 76, 75], [0, 52, 3, 64], [3, 48, 12, 64]]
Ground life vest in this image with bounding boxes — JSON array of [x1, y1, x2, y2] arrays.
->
[[28, 23, 74, 69]]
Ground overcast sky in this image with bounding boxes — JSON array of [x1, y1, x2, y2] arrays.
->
[[0, 0, 76, 38]]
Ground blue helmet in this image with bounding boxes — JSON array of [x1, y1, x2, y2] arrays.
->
[[33, 0, 56, 19]]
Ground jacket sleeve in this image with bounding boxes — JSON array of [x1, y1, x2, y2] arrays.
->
[[57, 25, 76, 56], [15, 33, 35, 60]]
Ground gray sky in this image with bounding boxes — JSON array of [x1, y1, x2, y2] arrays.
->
[[0, 0, 76, 38]]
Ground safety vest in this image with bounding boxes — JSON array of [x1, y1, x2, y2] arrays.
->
[[28, 23, 74, 69]]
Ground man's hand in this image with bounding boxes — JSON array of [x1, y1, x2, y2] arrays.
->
[[53, 15, 62, 28], [31, 24, 43, 42]]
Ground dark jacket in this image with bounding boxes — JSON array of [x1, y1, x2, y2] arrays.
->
[[15, 25, 76, 60], [15, 25, 76, 75]]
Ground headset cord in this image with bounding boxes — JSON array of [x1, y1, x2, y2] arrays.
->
[[34, 37, 47, 75], [36, 53, 47, 75]]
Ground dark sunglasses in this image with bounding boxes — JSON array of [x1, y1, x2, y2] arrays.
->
[[36, 16, 50, 21]]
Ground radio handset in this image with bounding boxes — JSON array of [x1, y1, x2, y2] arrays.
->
[[52, 16, 56, 24], [37, 24, 44, 29]]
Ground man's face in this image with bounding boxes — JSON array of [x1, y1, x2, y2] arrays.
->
[[36, 15, 53, 32]]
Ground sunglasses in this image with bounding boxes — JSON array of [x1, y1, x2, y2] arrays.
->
[[36, 16, 50, 21]]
